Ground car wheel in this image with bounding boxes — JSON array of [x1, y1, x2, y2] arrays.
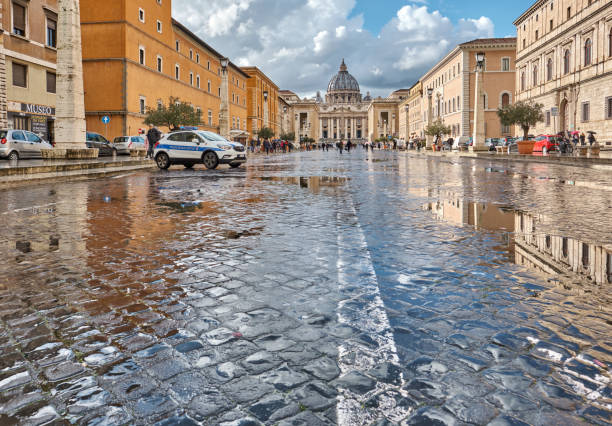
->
[[184, 163, 194, 169], [229, 163, 241, 168], [8, 151, 19, 161], [112, 148, 118, 156], [155, 152, 171, 170], [202, 151, 219, 170]]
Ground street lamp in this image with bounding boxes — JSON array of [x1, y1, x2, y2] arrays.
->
[[426, 87, 434, 150], [471, 51, 486, 152], [219, 57, 230, 140]]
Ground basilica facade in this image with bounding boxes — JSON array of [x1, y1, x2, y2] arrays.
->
[[281, 60, 374, 143]]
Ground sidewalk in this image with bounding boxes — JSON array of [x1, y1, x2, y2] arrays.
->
[[419, 149, 612, 167], [0, 156, 156, 188]]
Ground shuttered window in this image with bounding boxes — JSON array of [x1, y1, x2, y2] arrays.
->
[[12, 62, 27, 87], [46, 72, 56, 93], [47, 18, 56, 47], [13, 3, 26, 36], [606, 97, 612, 119]]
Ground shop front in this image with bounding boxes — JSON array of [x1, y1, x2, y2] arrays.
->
[[7, 101, 56, 144]]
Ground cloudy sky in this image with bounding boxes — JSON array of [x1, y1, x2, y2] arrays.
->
[[173, 0, 532, 98]]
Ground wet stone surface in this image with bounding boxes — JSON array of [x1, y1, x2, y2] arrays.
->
[[0, 150, 611, 424]]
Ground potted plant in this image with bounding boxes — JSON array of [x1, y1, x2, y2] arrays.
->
[[425, 119, 451, 152], [497, 101, 544, 155]]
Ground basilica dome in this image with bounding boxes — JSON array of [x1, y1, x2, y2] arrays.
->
[[327, 59, 360, 93]]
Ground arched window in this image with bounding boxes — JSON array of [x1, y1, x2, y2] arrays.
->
[[564, 49, 571, 74], [521, 72, 526, 91], [502, 93, 510, 107], [584, 38, 592, 65], [533, 66, 538, 86], [547, 58, 553, 81]]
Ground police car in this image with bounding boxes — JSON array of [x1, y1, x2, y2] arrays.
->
[[153, 130, 246, 170]]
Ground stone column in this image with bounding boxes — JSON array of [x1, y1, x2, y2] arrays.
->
[[219, 62, 230, 140], [344, 118, 348, 140], [319, 118, 323, 141], [54, 0, 89, 156], [471, 66, 487, 151]]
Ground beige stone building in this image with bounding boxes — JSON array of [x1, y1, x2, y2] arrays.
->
[[420, 38, 517, 141], [398, 97, 409, 141], [407, 82, 423, 140], [514, 0, 612, 144], [2, 0, 57, 142], [367, 89, 409, 141], [280, 60, 372, 143]]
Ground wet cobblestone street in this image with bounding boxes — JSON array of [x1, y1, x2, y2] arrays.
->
[[0, 150, 611, 425]]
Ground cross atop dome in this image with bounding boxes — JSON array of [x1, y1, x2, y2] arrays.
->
[[340, 59, 347, 72]]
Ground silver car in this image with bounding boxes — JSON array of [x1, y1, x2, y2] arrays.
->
[[113, 135, 146, 155], [0, 130, 54, 160]]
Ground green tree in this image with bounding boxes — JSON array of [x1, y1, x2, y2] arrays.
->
[[257, 127, 275, 140], [144, 97, 201, 131], [424, 119, 451, 141], [280, 132, 295, 141], [497, 101, 544, 141]]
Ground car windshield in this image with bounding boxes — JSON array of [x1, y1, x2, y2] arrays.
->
[[197, 131, 227, 142], [536, 136, 546, 141], [115, 137, 128, 142], [0, 131, 6, 139], [131, 137, 145, 143]]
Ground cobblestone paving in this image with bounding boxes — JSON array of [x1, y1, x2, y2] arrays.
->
[[0, 150, 610, 425]]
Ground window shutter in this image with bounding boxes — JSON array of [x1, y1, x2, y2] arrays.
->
[[13, 3, 26, 33], [48, 19, 56, 30]]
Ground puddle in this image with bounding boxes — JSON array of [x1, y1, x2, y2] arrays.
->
[[254, 176, 349, 194]]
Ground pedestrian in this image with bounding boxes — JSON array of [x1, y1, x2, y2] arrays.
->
[[337, 140, 343, 154], [264, 139, 271, 155], [588, 132, 596, 146], [346, 139, 352, 153], [146, 124, 161, 159], [580, 132, 586, 146], [393, 139, 397, 150]]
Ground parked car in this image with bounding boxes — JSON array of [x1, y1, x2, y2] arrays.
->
[[533, 135, 560, 153], [453, 136, 472, 150], [153, 130, 247, 170], [113, 135, 146, 155], [0, 130, 54, 160], [485, 138, 503, 151], [86, 132, 117, 156]]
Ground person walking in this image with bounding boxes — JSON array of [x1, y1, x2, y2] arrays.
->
[[263, 139, 271, 155], [146, 124, 161, 159], [346, 139, 352, 153], [337, 140, 343, 154], [588, 132, 596, 146], [580, 132, 586, 146]]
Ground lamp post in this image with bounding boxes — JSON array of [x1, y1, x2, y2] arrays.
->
[[471, 51, 487, 152], [426, 87, 433, 149], [263, 90, 269, 131], [219, 57, 230, 140]]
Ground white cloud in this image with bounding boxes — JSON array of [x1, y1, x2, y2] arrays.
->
[[172, 0, 495, 96]]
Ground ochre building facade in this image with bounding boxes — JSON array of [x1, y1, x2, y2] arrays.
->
[[241, 66, 279, 139], [80, 0, 247, 140]]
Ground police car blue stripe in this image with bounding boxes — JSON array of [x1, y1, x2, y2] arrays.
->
[[156, 144, 225, 152]]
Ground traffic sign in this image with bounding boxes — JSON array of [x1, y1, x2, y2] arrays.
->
[[551, 107, 558, 116], [101, 115, 111, 124]]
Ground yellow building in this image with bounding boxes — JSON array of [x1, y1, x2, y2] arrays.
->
[[241, 67, 280, 139], [2, 0, 57, 142], [80, 0, 247, 140], [407, 82, 423, 141]]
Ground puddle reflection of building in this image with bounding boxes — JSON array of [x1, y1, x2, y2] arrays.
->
[[514, 211, 611, 285], [253, 176, 348, 195]]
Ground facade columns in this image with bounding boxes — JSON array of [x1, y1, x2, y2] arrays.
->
[[319, 118, 323, 141], [426, 92, 433, 149], [219, 60, 230, 140], [471, 58, 487, 151], [55, 0, 87, 151], [344, 117, 348, 140]]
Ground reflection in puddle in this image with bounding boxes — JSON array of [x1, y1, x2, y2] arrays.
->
[[255, 176, 349, 194], [424, 193, 611, 285]]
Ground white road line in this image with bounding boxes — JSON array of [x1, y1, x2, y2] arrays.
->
[[336, 193, 410, 425]]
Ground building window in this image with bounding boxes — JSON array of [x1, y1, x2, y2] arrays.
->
[[157, 20, 162, 33], [218, 87, 221, 97], [535, 30, 539, 41], [523, 39, 526, 49], [196, 75, 200, 88], [207, 61, 210, 70], [139, 97, 146, 114], [207, 80, 211, 92], [138, 8, 145, 23], [606, 97, 612, 119], [189, 72, 193, 86], [567, 7, 571, 19], [12, 2, 26, 36], [520, 72, 526, 91], [46, 71, 56, 93], [546, 111, 551, 126], [550, 20, 553, 31], [196, 53, 200, 64], [584, 38, 592, 66], [501, 58, 510, 71], [189, 49, 193, 60], [175, 64, 179, 80], [12, 62, 27, 87], [501, 93, 510, 107], [582, 102, 590, 122], [139, 47, 145, 65], [175, 40, 180, 52], [564, 49, 571, 74], [208, 110, 213, 126], [157, 55, 162, 72], [46, 17, 57, 48], [547, 58, 553, 81]]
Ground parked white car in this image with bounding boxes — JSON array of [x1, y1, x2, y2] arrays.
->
[[0, 130, 54, 160], [113, 135, 146, 155], [153, 130, 247, 170]]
